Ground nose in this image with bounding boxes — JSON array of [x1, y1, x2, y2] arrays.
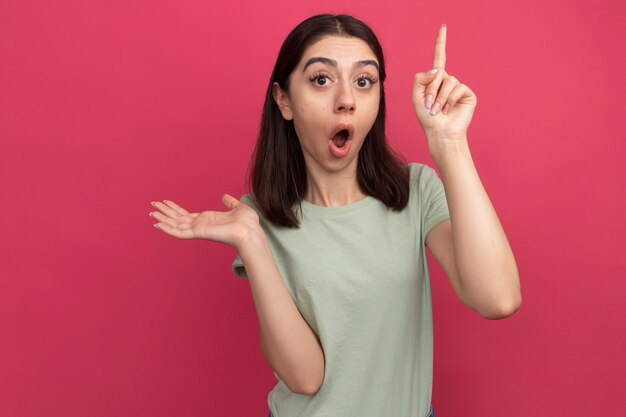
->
[[334, 81, 356, 113]]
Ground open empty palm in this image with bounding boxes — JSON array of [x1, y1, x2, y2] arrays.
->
[[149, 194, 259, 248]]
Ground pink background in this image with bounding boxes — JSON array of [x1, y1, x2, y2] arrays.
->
[[1, 0, 625, 416]]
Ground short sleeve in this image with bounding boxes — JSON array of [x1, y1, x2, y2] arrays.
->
[[229, 193, 255, 280], [412, 163, 450, 241], [231, 251, 248, 279]]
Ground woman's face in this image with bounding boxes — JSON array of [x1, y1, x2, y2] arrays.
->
[[273, 35, 381, 170]]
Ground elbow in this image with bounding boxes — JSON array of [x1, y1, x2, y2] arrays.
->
[[475, 270, 522, 320], [291, 377, 321, 396], [298, 367, 325, 395], [297, 380, 322, 396], [480, 295, 522, 320], [272, 343, 325, 396], [294, 360, 325, 396], [285, 377, 315, 396]]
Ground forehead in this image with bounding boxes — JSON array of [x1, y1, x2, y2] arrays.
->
[[300, 35, 377, 65]]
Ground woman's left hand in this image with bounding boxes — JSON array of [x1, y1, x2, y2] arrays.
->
[[412, 24, 477, 155]]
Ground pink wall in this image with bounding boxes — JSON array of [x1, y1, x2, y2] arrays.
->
[[1, 0, 625, 416]]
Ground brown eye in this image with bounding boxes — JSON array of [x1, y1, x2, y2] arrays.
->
[[309, 72, 332, 87], [315, 76, 328, 85], [356, 76, 376, 88]]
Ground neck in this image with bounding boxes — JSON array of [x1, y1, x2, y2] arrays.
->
[[303, 158, 367, 208]]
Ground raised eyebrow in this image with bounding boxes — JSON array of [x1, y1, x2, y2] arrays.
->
[[302, 57, 380, 73]]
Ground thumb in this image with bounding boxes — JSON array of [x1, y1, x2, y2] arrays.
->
[[222, 193, 240, 210], [413, 69, 439, 92]]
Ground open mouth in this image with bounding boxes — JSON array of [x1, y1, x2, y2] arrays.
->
[[332, 128, 350, 148]]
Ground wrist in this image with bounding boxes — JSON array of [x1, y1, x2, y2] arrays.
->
[[237, 225, 268, 252], [427, 135, 471, 167]]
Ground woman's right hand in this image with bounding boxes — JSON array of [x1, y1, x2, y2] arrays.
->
[[149, 194, 261, 249]]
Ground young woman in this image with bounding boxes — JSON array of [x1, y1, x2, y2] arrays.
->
[[149, 14, 521, 417]]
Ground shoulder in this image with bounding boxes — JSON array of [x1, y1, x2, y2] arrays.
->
[[239, 193, 253, 205], [238, 193, 260, 214], [406, 162, 439, 185]]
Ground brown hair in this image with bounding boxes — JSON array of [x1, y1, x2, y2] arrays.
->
[[244, 13, 410, 228]]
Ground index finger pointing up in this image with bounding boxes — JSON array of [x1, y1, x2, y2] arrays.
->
[[432, 24, 447, 70]]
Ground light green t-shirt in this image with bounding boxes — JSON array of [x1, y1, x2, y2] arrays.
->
[[231, 162, 450, 417]]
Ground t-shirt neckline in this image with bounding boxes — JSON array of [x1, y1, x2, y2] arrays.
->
[[298, 194, 377, 216]]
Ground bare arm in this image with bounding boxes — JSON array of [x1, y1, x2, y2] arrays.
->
[[428, 141, 521, 319], [149, 196, 324, 395], [413, 25, 521, 319], [238, 227, 325, 395]]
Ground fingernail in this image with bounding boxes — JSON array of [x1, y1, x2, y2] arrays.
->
[[428, 69, 438, 74], [151, 201, 156, 207], [443, 103, 450, 114], [430, 101, 441, 115], [425, 94, 434, 109]]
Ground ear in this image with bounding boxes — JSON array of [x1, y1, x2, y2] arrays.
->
[[272, 82, 293, 121]]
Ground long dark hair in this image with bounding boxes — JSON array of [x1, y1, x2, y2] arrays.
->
[[245, 13, 410, 228]]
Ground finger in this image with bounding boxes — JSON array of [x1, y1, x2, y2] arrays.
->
[[150, 210, 182, 229], [443, 83, 468, 114], [424, 69, 447, 109], [153, 222, 195, 240], [222, 193, 240, 210], [151, 200, 182, 219], [430, 75, 459, 115], [414, 70, 439, 88], [162, 199, 189, 216], [457, 83, 477, 105], [412, 71, 439, 108], [432, 24, 447, 70]]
